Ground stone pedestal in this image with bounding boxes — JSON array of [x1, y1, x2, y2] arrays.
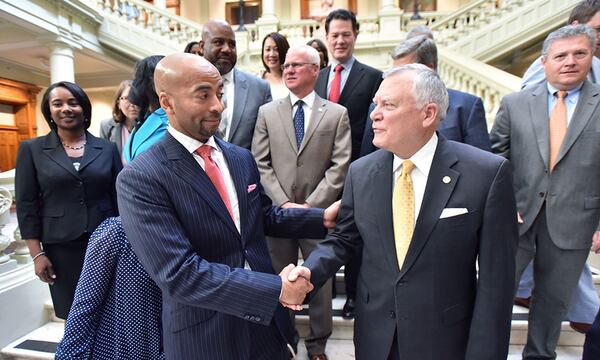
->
[[0, 260, 18, 274], [254, 18, 279, 46]]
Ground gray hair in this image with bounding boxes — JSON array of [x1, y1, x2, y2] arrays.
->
[[407, 25, 434, 40], [383, 63, 449, 120], [391, 35, 438, 71], [287, 44, 320, 65], [541, 24, 596, 59]]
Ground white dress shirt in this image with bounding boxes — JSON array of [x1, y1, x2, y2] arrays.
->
[[289, 90, 316, 132], [168, 126, 241, 233], [221, 70, 235, 141], [392, 133, 438, 223]]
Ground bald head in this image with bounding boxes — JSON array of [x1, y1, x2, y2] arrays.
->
[[155, 53, 224, 142], [199, 20, 237, 74], [154, 53, 219, 94]]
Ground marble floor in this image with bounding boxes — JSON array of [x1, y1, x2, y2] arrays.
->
[[295, 340, 584, 360]]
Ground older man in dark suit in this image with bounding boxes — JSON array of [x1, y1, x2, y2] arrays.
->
[[290, 64, 517, 360], [361, 35, 490, 156], [117, 53, 338, 360], [491, 24, 600, 360]]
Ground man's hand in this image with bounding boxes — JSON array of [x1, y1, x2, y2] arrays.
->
[[592, 231, 600, 253], [282, 202, 309, 209], [279, 264, 313, 311], [288, 265, 311, 283], [323, 200, 341, 228]]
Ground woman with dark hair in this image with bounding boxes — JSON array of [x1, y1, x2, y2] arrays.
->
[[100, 80, 139, 164], [261, 32, 290, 99], [123, 55, 166, 162], [307, 38, 329, 69], [15, 81, 121, 319], [183, 41, 201, 55]]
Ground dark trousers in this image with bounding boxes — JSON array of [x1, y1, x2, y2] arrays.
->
[[43, 235, 89, 319], [515, 207, 589, 360], [583, 308, 600, 360]]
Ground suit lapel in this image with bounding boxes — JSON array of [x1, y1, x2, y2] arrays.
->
[[299, 96, 327, 154], [339, 61, 365, 104], [42, 131, 81, 179], [555, 80, 600, 166], [277, 97, 297, 152], [78, 133, 103, 172], [398, 137, 459, 279], [370, 152, 400, 274], [163, 135, 240, 237], [529, 85, 550, 169], [217, 138, 251, 243], [229, 69, 248, 141], [315, 67, 330, 99]]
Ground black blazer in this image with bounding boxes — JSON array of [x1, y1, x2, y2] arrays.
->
[[315, 59, 382, 161], [15, 130, 121, 244]]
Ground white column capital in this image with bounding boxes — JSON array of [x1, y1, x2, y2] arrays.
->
[[258, 0, 277, 22]]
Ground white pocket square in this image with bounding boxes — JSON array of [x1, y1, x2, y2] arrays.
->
[[439, 208, 468, 219]]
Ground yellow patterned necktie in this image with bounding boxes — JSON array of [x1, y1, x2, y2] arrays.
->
[[549, 90, 567, 172], [392, 160, 416, 269]]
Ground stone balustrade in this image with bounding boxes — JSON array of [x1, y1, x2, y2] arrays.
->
[[430, 0, 503, 46], [96, 0, 202, 49], [400, 11, 452, 31], [438, 47, 521, 126]]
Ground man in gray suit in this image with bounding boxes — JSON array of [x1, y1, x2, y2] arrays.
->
[[198, 20, 272, 149], [491, 24, 600, 360], [252, 45, 351, 360]]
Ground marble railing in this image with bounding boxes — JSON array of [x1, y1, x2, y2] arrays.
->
[[430, 0, 505, 46], [400, 11, 452, 31], [438, 47, 521, 126]]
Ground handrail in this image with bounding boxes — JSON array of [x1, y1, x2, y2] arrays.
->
[[429, 0, 498, 31], [438, 47, 521, 125]]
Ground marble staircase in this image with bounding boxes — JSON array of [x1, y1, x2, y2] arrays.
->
[[2, 265, 598, 360]]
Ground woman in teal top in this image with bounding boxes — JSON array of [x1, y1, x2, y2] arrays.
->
[[123, 55, 167, 163]]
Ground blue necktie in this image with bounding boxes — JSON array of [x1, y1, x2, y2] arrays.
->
[[293, 100, 304, 149]]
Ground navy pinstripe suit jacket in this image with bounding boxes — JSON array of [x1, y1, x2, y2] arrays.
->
[[117, 134, 326, 359]]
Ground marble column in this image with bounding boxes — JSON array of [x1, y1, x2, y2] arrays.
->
[[48, 42, 74, 84], [378, 0, 402, 36], [256, 0, 278, 43]]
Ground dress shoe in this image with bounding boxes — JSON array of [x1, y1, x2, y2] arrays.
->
[[309, 354, 328, 360], [342, 297, 355, 319], [514, 296, 530, 308], [570, 321, 592, 334]]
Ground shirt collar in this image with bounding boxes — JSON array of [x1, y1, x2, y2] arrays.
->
[[393, 133, 438, 176], [168, 126, 220, 154], [330, 56, 355, 70], [222, 69, 234, 84], [546, 81, 583, 96], [289, 91, 316, 109]]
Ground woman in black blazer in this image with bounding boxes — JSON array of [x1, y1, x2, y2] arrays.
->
[[15, 81, 121, 319]]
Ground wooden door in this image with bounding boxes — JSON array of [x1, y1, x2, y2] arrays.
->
[[0, 79, 41, 171]]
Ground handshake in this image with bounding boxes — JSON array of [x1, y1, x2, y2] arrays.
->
[[278, 264, 313, 311]]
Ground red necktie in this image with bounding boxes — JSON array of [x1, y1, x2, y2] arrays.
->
[[196, 144, 234, 219], [328, 64, 344, 103]]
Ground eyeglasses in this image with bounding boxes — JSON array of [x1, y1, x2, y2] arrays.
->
[[281, 62, 316, 71], [119, 97, 139, 108]]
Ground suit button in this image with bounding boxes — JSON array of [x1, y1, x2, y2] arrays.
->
[[244, 315, 250, 320], [255, 316, 262, 322], [76, 181, 83, 187], [389, 311, 396, 319], [79, 199, 85, 205], [538, 192, 544, 198], [297, 161, 302, 167]]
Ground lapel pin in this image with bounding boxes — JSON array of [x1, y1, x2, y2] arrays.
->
[[318, 108, 323, 112], [442, 176, 451, 184]]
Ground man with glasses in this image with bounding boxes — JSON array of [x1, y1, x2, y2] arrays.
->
[[252, 45, 352, 360]]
